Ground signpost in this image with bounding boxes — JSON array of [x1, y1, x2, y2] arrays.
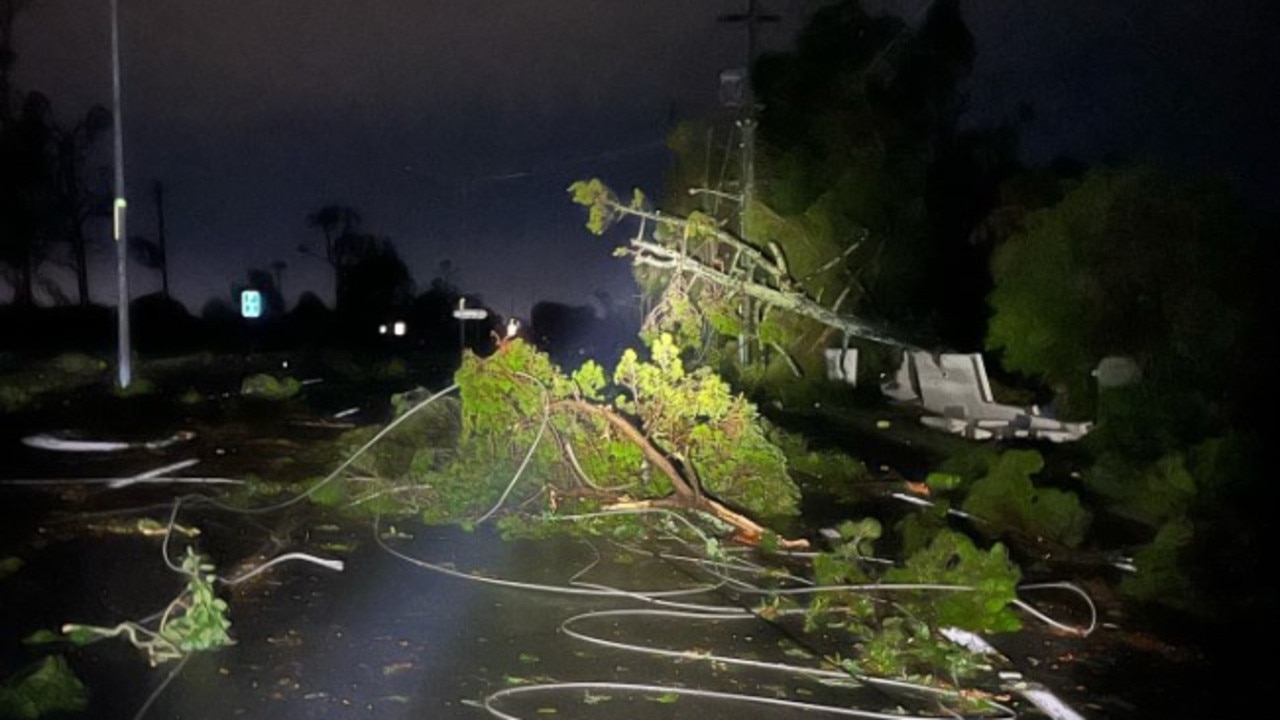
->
[[452, 299, 489, 358], [240, 290, 263, 319]]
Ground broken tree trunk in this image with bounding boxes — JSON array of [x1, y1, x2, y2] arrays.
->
[[570, 180, 916, 351], [552, 398, 809, 550]]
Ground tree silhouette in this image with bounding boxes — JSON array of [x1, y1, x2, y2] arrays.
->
[[0, 1, 36, 123], [1, 1, 112, 307], [407, 259, 464, 351], [236, 267, 287, 319], [58, 106, 113, 305], [332, 232, 415, 335], [128, 233, 167, 299], [530, 300, 600, 368], [269, 259, 287, 299], [0, 91, 55, 305], [2, 4, 47, 304], [303, 203, 361, 301], [149, 180, 171, 300], [751, 0, 977, 325]]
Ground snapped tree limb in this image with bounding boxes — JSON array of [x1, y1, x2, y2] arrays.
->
[[571, 179, 913, 350]]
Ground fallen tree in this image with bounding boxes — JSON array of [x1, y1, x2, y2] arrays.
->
[[320, 333, 808, 548], [569, 179, 916, 364], [316, 181, 917, 548]]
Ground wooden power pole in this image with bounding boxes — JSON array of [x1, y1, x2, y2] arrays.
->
[[718, 0, 779, 365]]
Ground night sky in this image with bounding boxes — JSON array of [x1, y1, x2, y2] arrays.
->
[[11, 0, 1277, 316]]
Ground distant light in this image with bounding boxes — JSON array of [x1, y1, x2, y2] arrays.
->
[[393, 321, 407, 337], [240, 290, 262, 318], [378, 324, 388, 335]]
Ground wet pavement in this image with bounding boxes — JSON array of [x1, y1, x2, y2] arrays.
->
[[3, 497, 1002, 720]]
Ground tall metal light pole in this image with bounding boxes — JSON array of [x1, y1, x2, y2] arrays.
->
[[110, 0, 131, 388]]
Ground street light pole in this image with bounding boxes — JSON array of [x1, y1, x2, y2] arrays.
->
[[110, 0, 131, 388]]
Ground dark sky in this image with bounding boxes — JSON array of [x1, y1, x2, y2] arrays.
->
[[11, 0, 1277, 315]]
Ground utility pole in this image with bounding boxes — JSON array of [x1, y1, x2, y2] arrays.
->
[[718, 0, 779, 365], [110, 0, 132, 389], [718, 0, 779, 236]]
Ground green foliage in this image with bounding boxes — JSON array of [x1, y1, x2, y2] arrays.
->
[[316, 336, 801, 538], [456, 342, 555, 439], [306, 476, 350, 507], [239, 373, 301, 399], [0, 385, 32, 413], [807, 549, 877, 634], [935, 446, 1002, 485], [61, 548, 233, 666], [846, 616, 984, 683], [886, 530, 1022, 634], [111, 377, 157, 397], [613, 334, 800, 518], [895, 503, 950, 557], [635, 284, 716, 366], [161, 548, 233, 653], [570, 361, 607, 402], [0, 353, 109, 413], [567, 179, 615, 235], [0, 556, 22, 581], [382, 356, 408, 379], [1119, 519, 1198, 610], [20, 631, 60, 647], [0, 656, 88, 720], [986, 165, 1254, 426], [832, 518, 882, 559], [342, 392, 462, 483], [959, 449, 1092, 548], [770, 427, 870, 502], [1087, 451, 1196, 528], [985, 166, 1270, 619], [924, 472, 962, 492], [805, 525, 1019, 685], [48, 353, 107, 375], [1086, 434, 1261, 615]]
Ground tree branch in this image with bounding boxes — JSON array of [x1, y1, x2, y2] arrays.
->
[[552, 399, 696, 499], [628, 239, 909, 348], [550, 398, 809, 549]]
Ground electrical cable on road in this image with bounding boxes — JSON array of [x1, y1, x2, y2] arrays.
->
[[78, 375, 1097, 719]]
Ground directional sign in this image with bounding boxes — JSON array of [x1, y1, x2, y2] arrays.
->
[[452, 308, 488, 320], [240, 290, 263, 318]]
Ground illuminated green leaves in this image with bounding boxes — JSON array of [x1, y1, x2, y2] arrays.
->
[[611, 334, 799, 518], [959, 449, 1092, 549], [886, 530, 1022, 634], [159, 549, 234, 654], [567, 178, 614, 235], [569, 361, 606, 401]]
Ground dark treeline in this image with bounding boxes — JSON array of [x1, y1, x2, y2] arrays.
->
[[0, 270, 636, 371], [0, 0, 111, 310], [655, 0, 1272, 630], [0, 0, 632, 366]]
